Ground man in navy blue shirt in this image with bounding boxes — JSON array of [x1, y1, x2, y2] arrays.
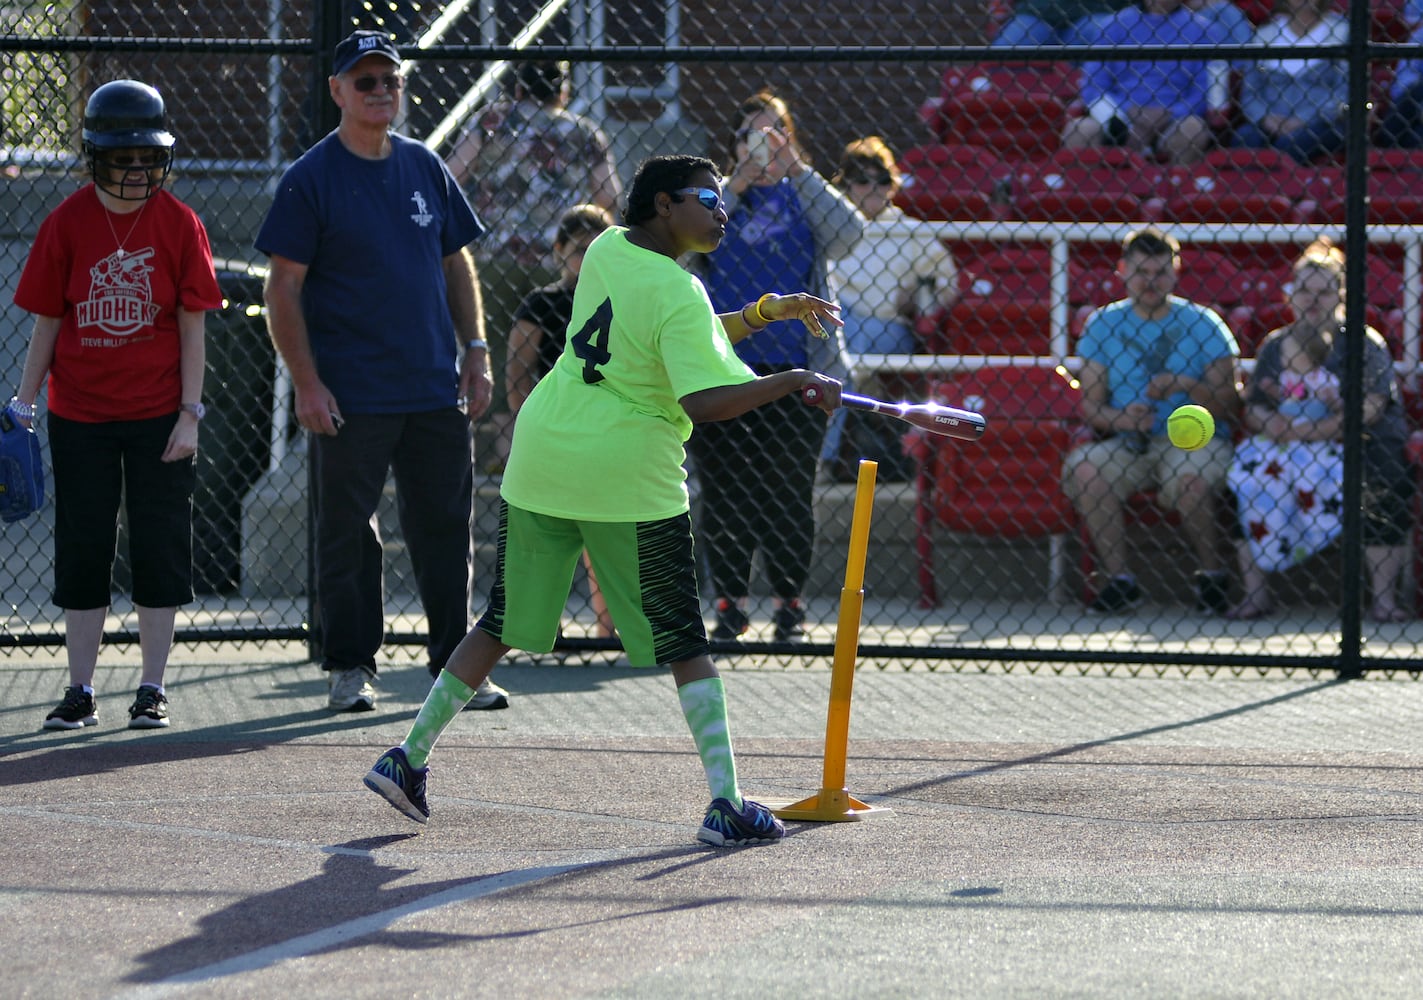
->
[[257, 29, 509, 713]]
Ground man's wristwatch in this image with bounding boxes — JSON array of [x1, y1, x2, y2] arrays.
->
[[180, 402, 206, 420]]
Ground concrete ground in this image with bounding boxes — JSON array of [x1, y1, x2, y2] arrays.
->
[[1, 639, 1420, 999]]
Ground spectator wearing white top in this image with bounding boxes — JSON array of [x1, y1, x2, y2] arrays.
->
[[829, 136, 958, 356], [821, 136, 958, 478]]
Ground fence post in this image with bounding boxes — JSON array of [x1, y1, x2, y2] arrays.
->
[[1337, 0, 1376, 681]]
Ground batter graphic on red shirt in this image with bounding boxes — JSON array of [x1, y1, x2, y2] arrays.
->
[[77, 248, 160, 337]]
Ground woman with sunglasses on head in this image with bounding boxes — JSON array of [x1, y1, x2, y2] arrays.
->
[[821, 136, 959, 479], [688, 88, 866, 644], [831, 136, 958, 359], [11, 79, 221, 732], [365, 154, 844, 846]]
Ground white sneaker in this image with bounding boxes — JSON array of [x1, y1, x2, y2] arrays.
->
[[464, 677, 509, 711], [328, 667, 376, 712]]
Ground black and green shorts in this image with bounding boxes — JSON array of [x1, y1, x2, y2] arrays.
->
[[476, 500, 710, 666]]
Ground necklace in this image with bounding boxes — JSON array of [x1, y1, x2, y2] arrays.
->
[[101, 198, 149, 258]]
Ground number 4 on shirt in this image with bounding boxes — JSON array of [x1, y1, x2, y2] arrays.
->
[[570, 298, 613, 384]]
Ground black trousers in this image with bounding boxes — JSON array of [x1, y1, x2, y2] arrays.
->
[[686, 369, 826, 602], [310, 409, 473, 674], [48, 412, 195, 610]]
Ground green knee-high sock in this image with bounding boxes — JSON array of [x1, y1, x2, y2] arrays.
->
[[402, 672, 477, 769], [678, 676, 742, 808]]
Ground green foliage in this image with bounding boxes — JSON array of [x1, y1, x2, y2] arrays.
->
[[1, 3, 77, 157]]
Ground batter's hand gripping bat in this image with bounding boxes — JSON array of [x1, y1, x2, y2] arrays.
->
[[803, 385, 986, 441]]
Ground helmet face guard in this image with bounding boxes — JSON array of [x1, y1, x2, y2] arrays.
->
[[82, 80, 176, 201]]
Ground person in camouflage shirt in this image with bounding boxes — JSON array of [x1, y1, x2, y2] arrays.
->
[[445, 60, 621, 270]]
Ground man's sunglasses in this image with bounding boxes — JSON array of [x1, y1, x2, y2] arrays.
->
[[844, 173, 893, 188], [352, 73, 403, 93], [674, 187, 723, 212]]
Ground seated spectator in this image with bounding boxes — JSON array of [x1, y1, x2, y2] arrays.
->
[[1062, 227, 1240, 614], [1226, 238, 1412, 622], [1232, 0, 1350, 164], [1186, 0, 1254, 42], [1377, 22, 1423, 148], [1062, 0, 1226, 166], [1184, 0, 1255, 116], [828, 137, 958, 357], [991, 0, 1132, 47], [821, 136, 958, 478]]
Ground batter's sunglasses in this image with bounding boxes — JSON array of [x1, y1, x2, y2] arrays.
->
[[674, 187, 723, 212]]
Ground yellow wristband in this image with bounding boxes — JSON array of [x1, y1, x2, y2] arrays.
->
[[754, 293, 775, 326]]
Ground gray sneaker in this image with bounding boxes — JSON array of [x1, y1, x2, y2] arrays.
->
[[463, 677, 510, 711], [328, 667, 376, 712]]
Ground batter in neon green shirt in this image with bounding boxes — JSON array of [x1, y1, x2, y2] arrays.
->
[[501, 227, 755, 521]]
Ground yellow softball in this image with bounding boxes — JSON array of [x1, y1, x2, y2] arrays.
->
[[1167, 404, 1215, 451]]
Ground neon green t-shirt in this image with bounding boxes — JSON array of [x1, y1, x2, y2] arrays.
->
[[501, 228, 755, 521]]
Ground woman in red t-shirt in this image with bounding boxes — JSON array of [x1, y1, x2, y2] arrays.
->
[[9, 80, 220, 733]]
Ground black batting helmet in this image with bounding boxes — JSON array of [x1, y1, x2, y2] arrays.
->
[[83, 80, 176, 200]]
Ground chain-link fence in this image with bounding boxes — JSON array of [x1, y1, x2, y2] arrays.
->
[[3, 1, 1422, 675]]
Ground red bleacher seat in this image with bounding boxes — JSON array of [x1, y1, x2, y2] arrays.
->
[[1162, 148, 1308, 224], [931, 246, 1052, 355], [895, 143, 1016, 222], [1235, 0, 1275, 24], [1363, 0, 1415, 41], [1175, 249, 1256, 349], [1014, 147, 1165, 224], [907, 365, 1081, 606], [1235, 2, 1411, 35], [1228, 266, 1283, 356], [1296, 164, 1346, 224], [927, 62, 1082, 158], [1068, 264, 1125, 342], [1301, 152, 1423, 225], [1365, 149, 1423, 225]]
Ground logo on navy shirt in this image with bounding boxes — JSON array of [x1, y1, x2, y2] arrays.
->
[[410, 192, 432, 227]]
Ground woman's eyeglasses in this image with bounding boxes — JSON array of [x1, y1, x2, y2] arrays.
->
[[674, 187, 724, 212], [352, 73, 404, 93], [844, 173, 894, 188]]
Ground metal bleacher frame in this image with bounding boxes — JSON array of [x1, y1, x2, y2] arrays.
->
[[852, 217, 1423, 599]]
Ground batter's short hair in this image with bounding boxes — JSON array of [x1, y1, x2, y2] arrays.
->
[[623, 155, 720, 226]]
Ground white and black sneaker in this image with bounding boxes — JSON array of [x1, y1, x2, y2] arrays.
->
[[43, 685, 98, 731], [327, 667, 376, 712], [464, 678, 510, 711], [127, 685, 170, 729]]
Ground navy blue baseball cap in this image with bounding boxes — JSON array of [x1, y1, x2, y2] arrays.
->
[[332, 30, 400, 76]]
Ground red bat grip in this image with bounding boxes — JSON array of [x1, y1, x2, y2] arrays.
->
[[802, 384, 824, 406]]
